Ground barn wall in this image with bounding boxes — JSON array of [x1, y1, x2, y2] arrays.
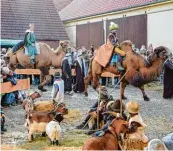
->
[[65, 26, 76, 46], [148, 10, 173, 52], [39, 40, 59, 49], [64, 1, 172, 26], [64, 2, 173, 49], [106, 14, 147, 48], [76, 21, 104, 49]]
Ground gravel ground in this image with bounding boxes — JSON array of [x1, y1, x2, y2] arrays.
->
[[1, 82, 173, 146]]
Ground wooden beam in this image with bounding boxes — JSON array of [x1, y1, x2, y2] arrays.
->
[[15, 69, 41, 75], [0, 79, 30, 94]]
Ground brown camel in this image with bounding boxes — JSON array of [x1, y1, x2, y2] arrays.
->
[[6, 41, 71, 70], [84, 41, 169, 101], [82, 118, 128, 150]]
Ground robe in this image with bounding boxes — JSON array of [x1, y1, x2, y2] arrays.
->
[[25, 31, 37, 60], [61, 59, 72, 92], [163, 59, 173, 99], [73, 59, 85, 92]]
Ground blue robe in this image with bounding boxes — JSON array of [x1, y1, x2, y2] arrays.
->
[[26, 32, 37, 60]]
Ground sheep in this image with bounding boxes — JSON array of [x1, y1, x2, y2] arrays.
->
[[46, 113, 64, 145]]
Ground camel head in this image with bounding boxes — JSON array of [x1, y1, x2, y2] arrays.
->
[[54, 40, 72, 55], [59, 40, 71, 53], [148, 46, 169, 62], [120, 40, 133, 53]]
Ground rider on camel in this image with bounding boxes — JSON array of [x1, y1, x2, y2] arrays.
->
[[108, 22, 126, 71], [25, 24, 38, 64], [11, 24, 38, 64]]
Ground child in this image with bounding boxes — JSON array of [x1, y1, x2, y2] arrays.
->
[[51, 71, 64, 103], [123, 101, 148, 150]]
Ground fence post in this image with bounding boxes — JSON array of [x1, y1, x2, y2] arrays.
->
[[27, 78, 30, 96]]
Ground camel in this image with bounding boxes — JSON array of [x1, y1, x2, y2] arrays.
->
[[6, 41, 71, 70], [84, 41, 169, 101]]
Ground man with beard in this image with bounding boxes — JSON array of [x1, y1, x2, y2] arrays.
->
[[73, 51, 85, 93], [62, 53, 73, 94], [163, 54, 173, 99]]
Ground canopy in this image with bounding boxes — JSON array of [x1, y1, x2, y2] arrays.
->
[[0, 39, 22, 48]]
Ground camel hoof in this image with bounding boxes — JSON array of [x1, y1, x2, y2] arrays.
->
[[84, 92, 88, 97], [144, 96, 150, 101], [122, 95, 127, 100]]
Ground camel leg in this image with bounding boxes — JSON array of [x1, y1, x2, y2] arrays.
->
[[84, 73, 93, 97], [139, 85, 150, 101], [121, 82, 128, 100]]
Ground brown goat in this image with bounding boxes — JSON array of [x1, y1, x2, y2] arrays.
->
[[33, 100, 57, 112], [25, 103, 68, 141], [82, 118, 128, 150]]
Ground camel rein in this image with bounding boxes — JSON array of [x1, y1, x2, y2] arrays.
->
[[108, 67, 131, 95]]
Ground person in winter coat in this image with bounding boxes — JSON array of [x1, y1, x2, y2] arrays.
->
[[73, 52, 85, 93], [1, 107, 7, 134], [51, 71, 64, 103], [163, 55, 173, 99], [61, 53, 73, 94]]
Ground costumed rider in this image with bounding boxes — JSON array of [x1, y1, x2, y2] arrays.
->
[[109, 22, 126, 71], [11, 24, 38, 64], [76, 86, 112, 135], [51, 71, 64, 103], [123, 101, 148, 150], [25, 24, 38, 64]]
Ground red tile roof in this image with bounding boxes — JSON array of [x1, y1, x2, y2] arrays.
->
[[1, 0, 69, 40], [59, 0, 165, 21], [53, 0, 73, 12]]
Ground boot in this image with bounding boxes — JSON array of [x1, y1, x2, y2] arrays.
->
[[76, 115, 90, 129], [38, 85, 47, 92], [56, 140, 59, 146], [1, 126, 7, 132], [30, 59, 35, 64], [116, 61, 125, 71]]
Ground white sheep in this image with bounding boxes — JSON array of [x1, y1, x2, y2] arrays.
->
[[46, 113, 64, 145]]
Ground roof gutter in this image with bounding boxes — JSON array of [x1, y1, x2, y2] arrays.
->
[[62, 0, 172, 23]]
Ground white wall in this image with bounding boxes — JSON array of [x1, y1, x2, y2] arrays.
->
[[65, 25, 76, 47], [148, 10, 173, 52]]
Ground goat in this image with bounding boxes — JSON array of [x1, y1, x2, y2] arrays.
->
[[82, 118, 128, 150], [46, 113, 64, 145]]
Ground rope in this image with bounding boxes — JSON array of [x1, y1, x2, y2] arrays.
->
[[108, 67, 131, 95]]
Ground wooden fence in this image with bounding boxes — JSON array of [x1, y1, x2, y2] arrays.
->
[[15, 69, 120, 85], [0, 78, 30, 95]]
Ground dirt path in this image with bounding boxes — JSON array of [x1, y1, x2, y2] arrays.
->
[[1, 83, 173, 149]]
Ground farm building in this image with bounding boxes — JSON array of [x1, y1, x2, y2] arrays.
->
[[1, 0, 69, 49], [59, 0, 173, 51]]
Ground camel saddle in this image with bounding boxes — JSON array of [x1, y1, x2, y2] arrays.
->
[[94, 38, 114, 67]]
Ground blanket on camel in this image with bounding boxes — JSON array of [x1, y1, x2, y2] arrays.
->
[[94, 38, 114, 67]]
